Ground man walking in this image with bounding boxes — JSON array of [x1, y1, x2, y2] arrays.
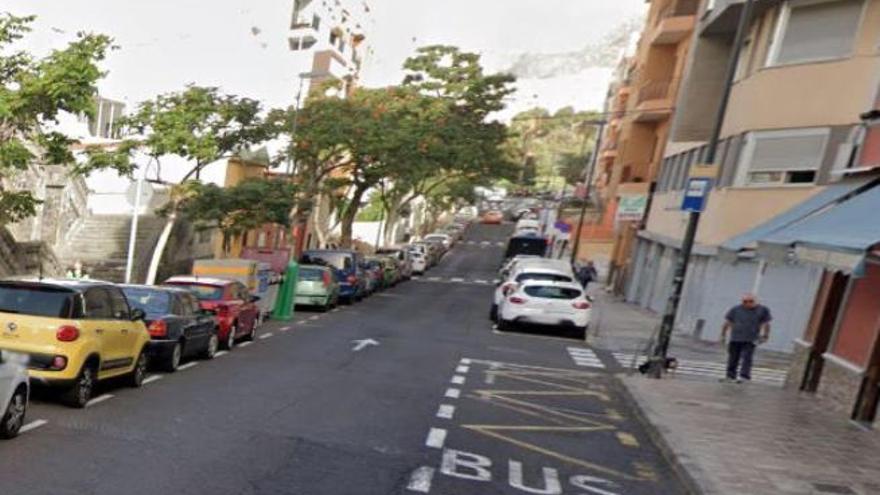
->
[[576, 261, 598, 290], [720, 294, 771, 383]]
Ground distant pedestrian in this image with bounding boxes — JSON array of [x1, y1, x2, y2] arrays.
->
[[720, 293, 771, 383], [576, 261, 598, 289]]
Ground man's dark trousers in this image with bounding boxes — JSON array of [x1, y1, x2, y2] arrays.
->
[[727, 341, 756, 380]]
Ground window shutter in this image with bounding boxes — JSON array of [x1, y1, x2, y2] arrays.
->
[[778, 0, 863, 64], [750, 133, 827, 171]]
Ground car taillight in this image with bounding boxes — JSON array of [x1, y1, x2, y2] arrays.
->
[[509, 296, 527, 304], [347, 275, 357, 284], [148, 320, 168, 338], [572, 301, 591, 310], [322, 271, 332, 287], [56, 325, 79, 342], [50, 356, 67, 370]]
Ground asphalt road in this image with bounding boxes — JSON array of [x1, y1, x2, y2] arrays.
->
[[0, 224, 686, 495]]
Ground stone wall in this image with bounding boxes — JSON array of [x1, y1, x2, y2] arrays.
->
[[785, 341, 811, 390], [816, 357, 863, 416]]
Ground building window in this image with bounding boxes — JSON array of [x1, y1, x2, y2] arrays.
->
[[766, 0, 864, 66], [735, 128, 830, 186]]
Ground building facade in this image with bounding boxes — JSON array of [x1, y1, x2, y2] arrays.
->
[[625, 0, 880, 352], [584, 0, 699, 287]]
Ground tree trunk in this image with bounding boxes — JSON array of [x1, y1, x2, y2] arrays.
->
[[146, 212, 176, 285], [339, 186, 367, 248], [382, 207, 399, 246]]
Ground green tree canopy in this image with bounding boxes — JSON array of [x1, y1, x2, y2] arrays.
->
[[0, 12, 129, 222]]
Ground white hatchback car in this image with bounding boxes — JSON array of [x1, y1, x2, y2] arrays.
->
[[0, 349, 29, 439], [497, 280, 592, 333], [411, 251, 428, 274], [491, 260, 576, 321]]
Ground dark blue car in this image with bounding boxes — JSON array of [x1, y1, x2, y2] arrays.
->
[[301, 250, 366, 303]]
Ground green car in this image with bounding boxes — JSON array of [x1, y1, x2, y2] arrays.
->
[[366, 256, 399, 288], [295, 265, 340, 311]]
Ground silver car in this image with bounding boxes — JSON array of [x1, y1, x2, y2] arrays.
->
[[0, 349, 29, 439]]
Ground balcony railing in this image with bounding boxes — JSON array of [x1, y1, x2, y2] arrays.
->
[[636, 80, 673, 104]]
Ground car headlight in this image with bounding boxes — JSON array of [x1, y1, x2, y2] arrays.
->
[[0, 349, 29, 366]]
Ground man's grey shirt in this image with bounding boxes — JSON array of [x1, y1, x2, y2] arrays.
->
[[725, 304, 772, 342]]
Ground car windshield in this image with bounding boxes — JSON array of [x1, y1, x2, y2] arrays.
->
[[515, 272, 573, 283], [122, 287, 171, 318], [524, 286, 581, 300], [303, 252, 352, 271], [0, 283, 75, 318], [298, 268, 325, 282], [170, 283, 224, 301]]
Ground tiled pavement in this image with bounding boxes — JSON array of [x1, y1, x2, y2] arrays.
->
[[591, 291, 880, 495], [623, 377, 880, 495]]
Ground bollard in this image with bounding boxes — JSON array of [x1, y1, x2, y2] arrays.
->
[[272, 260, 299, 321]]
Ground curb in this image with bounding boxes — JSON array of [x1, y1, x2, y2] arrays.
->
[[614, 374, 714, 495]]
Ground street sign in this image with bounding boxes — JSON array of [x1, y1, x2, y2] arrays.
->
[[681, 177, 712, 212], [125, 180, 154, 207], [616, 194, 647, 222], [553, 220, 572, 233]]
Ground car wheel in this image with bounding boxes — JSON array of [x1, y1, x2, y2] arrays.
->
[[164, 343, 182, 372], [202, 333, 219, 360], [128, 351, 148, 388], [0, 388, 26, 439], [62, 364, 96, 408], [244, 322, 256, 342], [497, 318, 512, 332], [224, 323, 237, 350], [489, 304, 498, 322]]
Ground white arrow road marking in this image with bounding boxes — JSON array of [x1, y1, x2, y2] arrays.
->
[[178, 362, 198, 371], [351, 338, 379, 352], [143, 375, 163, 385], [406, 466, 435, 493], [19, 419, 48, 434], [425, 428, 447, 449], [86, 394, 114, 408], [436, 404, 456, 420]]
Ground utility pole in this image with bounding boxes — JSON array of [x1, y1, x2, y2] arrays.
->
[[570, 120, 605, 265], [649, 0, 755, 377]]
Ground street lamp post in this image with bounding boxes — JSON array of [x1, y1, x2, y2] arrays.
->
[[569, 120, 606, 265], [649, 0, 755, 377]]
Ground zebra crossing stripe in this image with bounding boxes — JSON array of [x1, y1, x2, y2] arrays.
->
[[611, 353, 786, 385], [566, 347, 605, 369]]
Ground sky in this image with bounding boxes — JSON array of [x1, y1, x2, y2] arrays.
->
[[6, 0, 646, 112], [5, 0, 646, 200]]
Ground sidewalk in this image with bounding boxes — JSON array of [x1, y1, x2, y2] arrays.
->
[[593, 292, 880, 495]]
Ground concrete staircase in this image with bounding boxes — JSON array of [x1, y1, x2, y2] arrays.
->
[[58, 214, 167, 282]]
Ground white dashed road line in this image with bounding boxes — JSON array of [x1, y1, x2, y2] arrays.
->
[[19, 419, 48, 434], [309, 315, 320, 321], [450, 277, 464, 283], [238, 341, 253, 348], [444, 388, 461, 399], [143, 375, 163, 385], [455, 365, 469, 374], [460, 358, 471, 365], [451, 375, 466, 385], [297, 319, 308, 325], [280, 326, 292, 332], [259, 332, 273, 340], [177, 362, 199, 371], [436, 404, 456, 420], [425, 427, 447, 449], [215, 350, 228, 358], [85, 394, 114, 408], [406, 466, 435, 493]]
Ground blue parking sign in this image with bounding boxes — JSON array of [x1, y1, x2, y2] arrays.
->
[[681, 177, 712, 212]]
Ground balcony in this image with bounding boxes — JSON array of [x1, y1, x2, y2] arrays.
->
[[650, 0, 698, 45], [634, 80, 674, 122]]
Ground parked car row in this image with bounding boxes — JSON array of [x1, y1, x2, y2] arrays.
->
[[406, 218, 472, 274], [0, 273, 268, 438]]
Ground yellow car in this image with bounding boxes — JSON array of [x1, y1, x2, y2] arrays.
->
[[0, 279, 151, 408]]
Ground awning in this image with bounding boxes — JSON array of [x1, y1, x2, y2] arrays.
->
[[756, 179, 880, 275], [718, 179, 873, 262]]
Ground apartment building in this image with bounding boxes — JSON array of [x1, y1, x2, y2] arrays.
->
[[626, 0, 880, 353], [585, 0, 699, 286], [288, 0, 371, 97]]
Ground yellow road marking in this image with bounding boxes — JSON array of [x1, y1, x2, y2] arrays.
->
[[616, 432, 640, 448]]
